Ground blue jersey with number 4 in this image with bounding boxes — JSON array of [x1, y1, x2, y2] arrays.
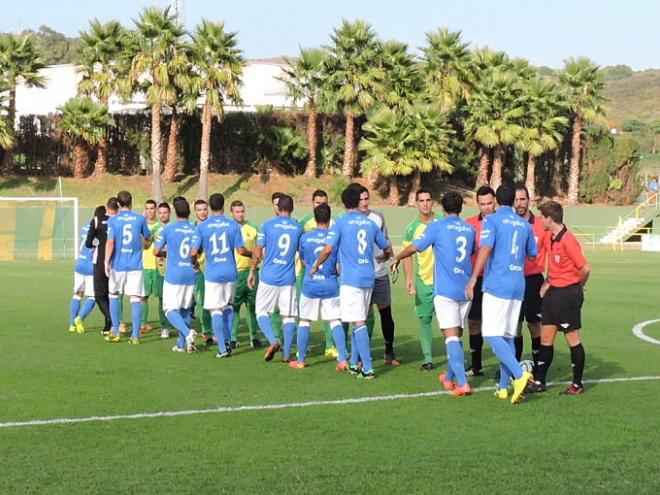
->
[[192, 215, 244, 283], [413, 217, 475, 301], [257, 216, 303, 286], [299, 228, 339, 299], [326, 211, 389, 289], [107, 211, 151, 272], [75, 224, 94, 276], [480, 205, 538, 300], [154, 220, 197, 286]]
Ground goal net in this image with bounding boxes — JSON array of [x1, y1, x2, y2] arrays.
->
[[0, 197, 80, 261]]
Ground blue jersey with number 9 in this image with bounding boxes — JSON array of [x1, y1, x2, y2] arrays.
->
[[154, 220, 197, 285], [257, 216, 303, 286], [107, 211, 151, 272]]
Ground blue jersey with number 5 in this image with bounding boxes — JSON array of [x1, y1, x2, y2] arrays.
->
[[107, 211, 151, 271], [154, 220, 197, 286], [413, 217, 475, 301], [191, 215, 244, 283], [299, 228, 339, 299], [257, 216, 303, 286], [326, 211, 389, 289]]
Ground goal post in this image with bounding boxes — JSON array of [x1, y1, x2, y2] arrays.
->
[[0, 196, 79, 261]]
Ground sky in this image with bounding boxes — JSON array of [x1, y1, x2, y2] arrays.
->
[[1, 0, 658, 70]]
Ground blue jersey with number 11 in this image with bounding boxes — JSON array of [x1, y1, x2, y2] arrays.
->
[[192, 215, 244, 283], [154, 220, 197, 286], [257, 215, 303, 286], [107, 210, 151, 272]]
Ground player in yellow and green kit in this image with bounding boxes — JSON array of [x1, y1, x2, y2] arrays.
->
[[402, 189, 443, 371], [140, 199, 169, 337], [230, 200, 261, 348], [296, 189, 337, 357]]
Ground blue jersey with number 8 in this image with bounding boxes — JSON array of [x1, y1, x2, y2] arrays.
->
[[107, 211, 151, 272], [257, 216, 303, 286], [154, 220, 197, 286], [191, 216, 244, 283]]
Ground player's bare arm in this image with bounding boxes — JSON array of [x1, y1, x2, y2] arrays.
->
[[309, 245, 334, 275], [247, 245, 263, 289], [466, 246, 492, 299]]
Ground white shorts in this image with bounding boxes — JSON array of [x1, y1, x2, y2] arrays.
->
[[204, 281, 236, 310], [162, 281, 195, 313], [299, 294, 341, 322], [481, 292, 523, 338], [109, 270, 145, 296], [433, 295, 471, 330], [339, 285, 373, 323], [73, 272, 95, 297], [255, 281, 297, 317]]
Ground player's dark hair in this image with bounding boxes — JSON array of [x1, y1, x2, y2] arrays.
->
[[209, 193, 225, 212], [539, 201, 563, 223], [193, 199, 207, 208], [106, 197, 119, 211], [117, 190, 132, 208], [173, 198, 190, 219], [495, 183, 515, 207], [312, 189, 328, 200], [415, 188, 432, 200], [158, 202, 170, 211], [271, 192, 284, 202], [230, 200, 244, 210], [476, 185, 495, 198], [514, 183, 530, 199], [145, 199, 157, 207], [441, 192, 463, 214], [342, 185, 362, 209], [94, 205, 106, 218], [278, 194, 294, 213], [314, 203, 331, 225]]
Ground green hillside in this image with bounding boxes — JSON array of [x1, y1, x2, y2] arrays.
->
[[603, 68, 660, 126]]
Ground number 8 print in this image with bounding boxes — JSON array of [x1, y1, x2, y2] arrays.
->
[[356, 229, 367, 255]]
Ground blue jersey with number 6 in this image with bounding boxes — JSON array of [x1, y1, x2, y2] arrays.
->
[[326, 211, 389, 289], [299, 228, 339, 299], [154, 220, 197, 286], [257, 216, 303, 286], [191, 215, 244, 283], [413, 217, 475, 301], [107, 211, 151, 272]]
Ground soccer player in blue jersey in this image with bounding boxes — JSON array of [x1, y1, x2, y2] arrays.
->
[[290, 203, 346, 370], [191, 193, 251, 358], [466, 183, 538, 404], [153, 197, 198, 353], [392, 192, 476, 396], [68, 217, 98, 334], [248, 194, 303, 362], [104, 190, 152, 344], [310, 184, 392, 380]]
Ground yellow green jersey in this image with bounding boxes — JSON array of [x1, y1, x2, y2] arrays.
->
[[402, 213, 443, 286], [143, 220, 163, 270], [236, 220, 259, 272]]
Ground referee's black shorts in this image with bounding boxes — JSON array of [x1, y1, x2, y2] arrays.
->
[[468, 276, 483, 321], [519, 273, 544, 323], [541, 284, 584, 332]]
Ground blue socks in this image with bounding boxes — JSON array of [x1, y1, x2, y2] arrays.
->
[[282, 319, 296, 359], [257, 315, 277, 345], [331, 323, 347, 362], [445, 337, 467, 387], [486, 336, 523, 380], [349, 328, 359, 366], [212, 312, 227, 353], [354, 325, 372, 372], [166, 310, 190, 340], [79, 298, 96, 320], [69, 297, 81, 325], [222, 307, 234, 344], [109, 296, 121, 334], [130, 301, 141, 339], [296, 324, 310, 363]]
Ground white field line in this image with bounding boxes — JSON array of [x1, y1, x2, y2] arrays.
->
[[1, 375, 659, 430], [632, 319, 660, 345]]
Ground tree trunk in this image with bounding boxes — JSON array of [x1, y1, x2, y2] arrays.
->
[[567, 116, 583, 204], [93, 135, 109, 176], [151, 104, 164, 204], [304, 100, 318, 177], [73, 143, 89, 179], [164, 110, 181, 183], [526, 155, 537, 204], [342, 113, 356, 177], [407, 169, 422, 206], [1, 86, 16, 172], [198, 102, 212, 202], [490, 144, 505, 190], [476, 146, 490, 186], [388, 176, 400, 206], [652, 134, 657, 154]]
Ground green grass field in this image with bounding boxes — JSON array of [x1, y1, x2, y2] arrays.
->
[[1, 249, 660, 494]]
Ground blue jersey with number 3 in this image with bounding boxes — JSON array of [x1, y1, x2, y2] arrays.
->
[[257, 216, 303, 286], [480, 205, 538, 300], [326, 211, 389, 289], [299, 228, 339, 299], [107, 211, 151, 271], [413, 217, 475, 301], [191, 215, 244, 283], [154, 220, 197, 286]]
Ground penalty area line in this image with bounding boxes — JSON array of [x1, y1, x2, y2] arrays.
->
[[1, 375, 659, 430], [632, 319, 660, 345]]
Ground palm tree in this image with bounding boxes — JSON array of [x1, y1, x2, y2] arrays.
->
[[78, 19, 125, 176], [279, 48, 327, 177], [518, 79, 568, 201], [189, 20, 243, 201], [0, 33, 46, 171], [324, 19, 385, 177], [558, 57, 606, 204], [59, 97, 114, 178], [131, 6, 186, 203], [378, 40, 422, 110]]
